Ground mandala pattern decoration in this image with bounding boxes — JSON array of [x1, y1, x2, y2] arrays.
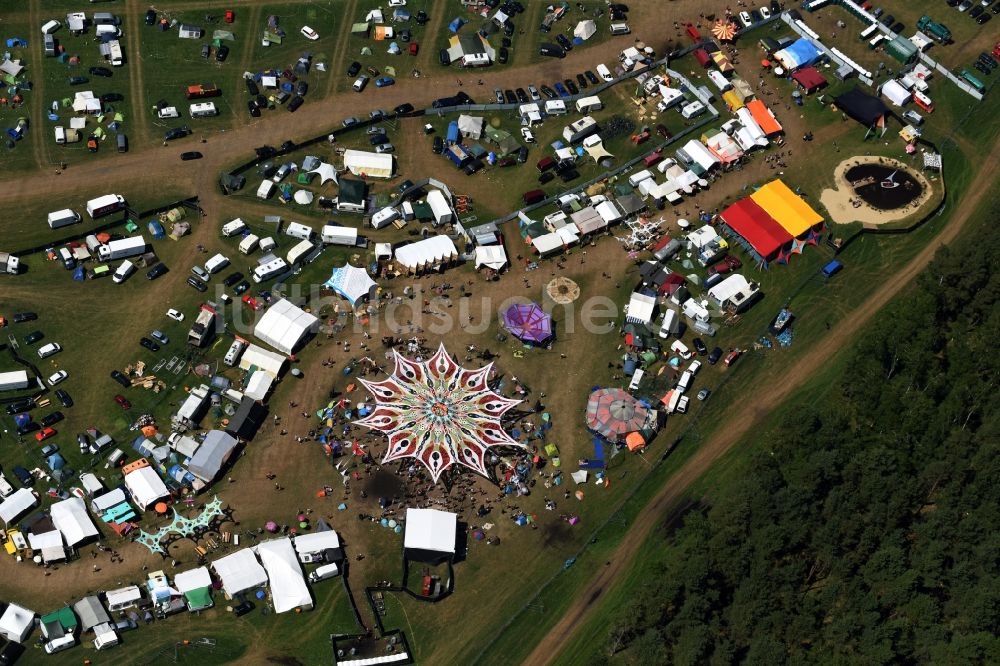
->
[[355, 344, 523, 482]]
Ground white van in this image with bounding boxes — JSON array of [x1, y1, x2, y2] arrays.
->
[[596, 63, 614, 82], [204, 253, 230, 274], [41, 20, 61, 35], [223, 339, 246, 367], [308, 563, 340, 582], [610, 22, 631, 35], [658, 310, 679, 339], [680, 101, 706, 119], [44, 635, 77, 654], [95, 24, 121, 39], [256, 180, 276, 200], [253, 258, 288, 283], [38, 342, 62, 359], [189, 102, 218, 118], [54, 126, 66, 144], [105, 448, 125, 469], [112, 259, 135, 283], [238, 234, 260, 254], [259, 236, 277, 253], [627, 367, 645, 392], [93, 625, 119, 650], [157, 106, 180, 119], [688, 359, 702, 376], [47, 209, 81, 229], [222, 218, 247, 237], [352, 74, 369, 92], [676, 370, 693, 393]]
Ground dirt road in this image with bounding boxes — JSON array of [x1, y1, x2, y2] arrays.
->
[[522, 137, 1000, 665]]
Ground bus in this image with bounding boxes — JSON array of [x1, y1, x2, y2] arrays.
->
[[959, 69, 986, 93]]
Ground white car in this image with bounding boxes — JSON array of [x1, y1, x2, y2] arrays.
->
[[389, 0, 407, 6], [671, 340, 692, 360], [688, 359, 702, 375], [166, 308, 184, 322], [759, 7, 771, 19], [48, 370, 68, 386], [300, 26, 319, 40], [520, 127, 536, 143], [739, 11, 753, 27]]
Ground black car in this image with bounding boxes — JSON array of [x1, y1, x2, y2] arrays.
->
[[693, 338, 708, 355], [164, 126, 192, 141], [978, 11, 992, 22], [556, 34, 573, 51], [5, 398, 33, 415], [539, 43, 565, 59], [609, 2, 630, 11], [347, 61, 362, 77], [502, 89, 515, 104], [770, 0, 780, 13], [23, 330, 43, 345], [515, 88, 529, 103], [145, 9, 157, 25], [439, 49, 451, 65], [498, 47, 509, 64], [40, 411, 64, 427], [516, 146, 529, 163], [223, 272, 244, 287], [504, 22, 515, 37], [369, 133, 388, 145], [68, 76, 89, 85], [538, 171, 555, 184], [564, 79, 579, 95], [584, 70, 599, 85], [187, 276, 208, 292], [432, 136, 444, 153], [415, 10, 429, 25], [248, 100, 261, 117], [111, 370, 131, 387], [233, 280, 250, 295], [215, 45, 230, 62], [180, 151, 203, 160], [12, 312, 36, 323], [394, 102, 414, 114], [146, 263, 168, 280], [295, 80, 309, 96], [89, 66, 113, 78], [233, 601, 255, 617], [892, 22, 904, 34], [246, 78, 260, 96], [287, 95, 304, 112], [502, 37, 512, 48], [55, 389, 73, 408], [981, 52, 998, 67], [0, 639, 25, 665], [576, 73, 588, 89], [140, 337, 160, 352], [540, 84, 557, 99], [101, 92, 124, 103], [970, 5, 985, 17], [708, 347, 723, 365], [974, 61, 991, 75]]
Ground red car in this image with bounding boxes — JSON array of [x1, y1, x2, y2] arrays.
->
[[409, 42, 419, 56], [114, 394, 131, 410], [242, 294, 261, 311], [224, 9, 235, 23], [35, 427, 56, 442], [723, 350, 742, 367], [723, 255, 742, 270]]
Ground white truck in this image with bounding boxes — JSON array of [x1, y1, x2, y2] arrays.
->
[[0, 251, 19, 275], [86, 194, 126, 219], [48, 208, 82, 229], [98, 236, 146, 262]]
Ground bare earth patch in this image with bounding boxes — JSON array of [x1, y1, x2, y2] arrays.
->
[[821, 156, 937, 226]]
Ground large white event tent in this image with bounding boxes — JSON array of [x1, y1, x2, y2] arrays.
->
[[253, 298, 319, 355], [323, 264, 377, 305], [254, 538, 313, 613], [212, 548, 268, 596]]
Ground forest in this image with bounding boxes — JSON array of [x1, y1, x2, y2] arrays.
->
[[601, 234, 1000, 664]]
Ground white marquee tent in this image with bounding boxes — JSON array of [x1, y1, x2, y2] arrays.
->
[[212, 548, 268, 596], [0, 488, 37, 526], [0, 602, 35, 643], [308, 162, 338, 185], [625, 292, 657, 325], [343, 149, 394, 179], [239, 343, 288, 377], [474, 245, 508, 270], [50, 497, 99, 546], [27, 529, 67, 563], [254, 538, 313, 613], [254, 298, 319, 355], [394, 236, 458, 272], [173, 566, 213, 594], [403, 508, 457, 555], [123, 466, 168, 510], [574, 20, 597, 40], [293, 530, 341, 561]]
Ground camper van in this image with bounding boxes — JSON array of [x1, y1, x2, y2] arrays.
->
[[93, 626, 119, 650], [596, 63, 614, 82], [112, 259, 135, 283], [284, 221, 313, 240], [257, 180, 276, 199], [105, 448, 125, 468], [308, 563, 340, 583], [680, 101, 706, 119], [286, 239, 314, 265], [204, 253, 230, 274], [223, 339, 246, 367], [259, 236, 277, 253], [157, 106, 180, 119], [676, 370, 693, 393], [222, 218, 247, 237], [44, 635, 77, 654], [658, 310, 679, 339], [189, 102, 218, 118], [252, 258, 288, 283], [610, 22, 631, 35], [238, 234, 260, 254], [461, 53, 491, 67], [80, 473, 104, 495]]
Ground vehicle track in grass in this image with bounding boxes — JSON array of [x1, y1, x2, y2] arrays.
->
[[27, 0, 47, 170], [124, 0, 151, 142], [519, 133, 1000, 666]]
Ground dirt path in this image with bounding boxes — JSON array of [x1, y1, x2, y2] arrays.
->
[[27, 0, 47, 170], [123, 0, 151, 141], [322, 0, 358, 98], [522, 136, 1000, 665]]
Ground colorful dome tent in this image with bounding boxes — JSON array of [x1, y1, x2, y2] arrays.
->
[[323, 263, 377, 305], [585, 388, 656, 443], [711, 19, 737, 42], [750, 180, 824, 240], [501, 303, 553, 345], [773, 38, 823, 70], [355, 344, 524, 482]]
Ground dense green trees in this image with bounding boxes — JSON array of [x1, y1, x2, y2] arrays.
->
[[604, 237, 1000, 664]]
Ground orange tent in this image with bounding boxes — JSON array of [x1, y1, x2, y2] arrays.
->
[[746, 99, 783, 136], [626, 432, 646, 451], [141, 425, 157, 438]]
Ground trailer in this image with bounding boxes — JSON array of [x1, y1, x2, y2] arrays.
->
[[107, 39, 124, 66], [426, 190, 454, 225], [97, 236, 146, 262], [86, 194, 126, 219], [0, 251, 19, 275], [320, 225, 358, 246], [238, 234, 260, 254], [252, 258, 288, 283], [0, 370, 30, 391], [286, 239, 315, 265], [187, 305, 217, 347]]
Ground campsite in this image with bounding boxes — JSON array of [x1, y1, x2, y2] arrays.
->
[[0, 0, 997, 664]]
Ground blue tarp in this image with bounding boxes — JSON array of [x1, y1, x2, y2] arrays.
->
[[148, 220, 165, 239], [448, 17, 467, 33], [776, 38, 823, 69], [822, 260, 843, 277], [72, 267, 85, 281], [47, 454, 66, 470], [446, 120, 459, 143]]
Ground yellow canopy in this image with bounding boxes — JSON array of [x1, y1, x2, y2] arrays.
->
[[750, 180, 823, 237]]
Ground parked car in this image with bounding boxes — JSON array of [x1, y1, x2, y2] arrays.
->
[[564, 79, 579, 95], [146, 264, 168, 280], [223, 272, 243, 287], [300, 26, 319, 40], [494, 88, 504, 103], [55, 389, 73, 408], [432, 136, 444, 153], [521, 126, 535, 143], [111, 370, 131, 387], [150, 330, 169, 345], [114, 394, 131, 409], [347, 61, 362, 77], [233, 280, 250, 295], [504, 89, 517, 103], [708, 347, 723, 364], [375, 143, 394, 153], [528, 84, 541, 100], [287, 96, 304, 112], [89, 66, 112, 77], [515, 88, 529, 103], [180, 151, 203, 161], [145, 9, 157, 25], [248, 100, 261, 117], [24, 330, 43, 345], [697, 389, 711, 401], [12, 312, 36, 323], [35, 427, 57, 442], [375, 76, 395, 87], [139, 337, 160, 352], [723, 350, 742, 366], [68, 76, 89, 85], [498, 47, 509, 64], [585, 70, 599, 85], [101, 92, 124, 103], [394, 102, 414, 114], [187, 276, 208, 292], [215, 45, 229, 62], [40, 411, 64, 427], [47, 371, 68, 386], [556, 34, 573, 51], [576, 73, 588, 89], [164, 126, 192, 141], [693, 338, 708, 355], [342, 116, 360, 127]]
